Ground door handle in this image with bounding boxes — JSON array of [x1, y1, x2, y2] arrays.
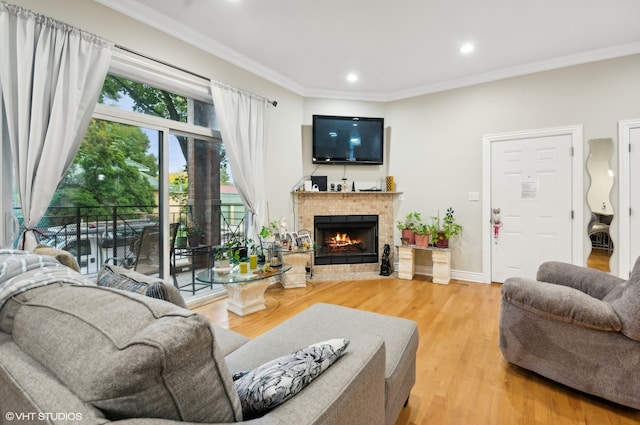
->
[[491, 208, 502, 242]]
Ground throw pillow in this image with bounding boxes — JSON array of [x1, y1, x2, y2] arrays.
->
[[234, 338, 349, 419], [97, 264, 187, 308], [11, 284, 242, 422], [33, 244, 80, 272]]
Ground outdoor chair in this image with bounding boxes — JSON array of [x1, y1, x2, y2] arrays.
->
[[106, 223, 179, 286]]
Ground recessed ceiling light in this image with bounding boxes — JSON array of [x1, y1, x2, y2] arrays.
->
[[460, 43, 475, 54], [347, 73, 358, 82]]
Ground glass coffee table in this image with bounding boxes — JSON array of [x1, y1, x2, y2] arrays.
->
[[196, 264, 291, 316]]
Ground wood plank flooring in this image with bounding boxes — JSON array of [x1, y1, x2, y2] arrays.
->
[[588, 248, 613, 272], [193, 276, 640, 425]]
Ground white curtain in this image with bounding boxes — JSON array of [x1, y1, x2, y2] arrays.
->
[[0, 2, 113, 250], [211, 82, 269, 241]]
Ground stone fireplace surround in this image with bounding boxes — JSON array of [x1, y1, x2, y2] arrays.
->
[[295, 191, 397, 278]]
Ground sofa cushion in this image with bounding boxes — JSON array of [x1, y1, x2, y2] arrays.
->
[[234, 338, 349, 419], [225, 303, 418, 425], [213, 324, 251, 357], [502, 277, 622, 332], [33, 244, 80, 272], [97, 264, 187, 308], [0, 335, 107, 423], [9, 284, 242, 422]]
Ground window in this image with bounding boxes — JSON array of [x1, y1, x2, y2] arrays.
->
[[11, 49, 243, 302]]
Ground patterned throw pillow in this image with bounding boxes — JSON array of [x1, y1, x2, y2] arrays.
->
[[234, 338, 349, 419], [97, 264, 187, 309], [97, 264, 168, 301]]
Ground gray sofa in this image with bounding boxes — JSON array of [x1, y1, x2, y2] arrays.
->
[[0, 250, 418, 425], [499, 259, 640, 410]]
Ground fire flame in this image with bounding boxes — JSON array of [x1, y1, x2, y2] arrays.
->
[[331, 232, 358, 247]]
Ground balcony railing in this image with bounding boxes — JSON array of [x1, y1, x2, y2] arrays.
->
[[13, 203, 246, 276]]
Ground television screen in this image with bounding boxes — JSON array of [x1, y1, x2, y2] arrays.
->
[[312, 115, 384, 165]]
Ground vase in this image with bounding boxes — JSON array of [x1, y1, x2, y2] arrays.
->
[[213, 259, 232, 275], [188, 234, 201, 247], [414, 233, 430, 248], [401, 229, 415, 245], [175, 236, 187, 248], [435, 231, 449, 248], [215, 259, 230, 269]]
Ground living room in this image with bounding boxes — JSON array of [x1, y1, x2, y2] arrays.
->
[[3, 0, 640, 283], [2, 1, 640, 424]]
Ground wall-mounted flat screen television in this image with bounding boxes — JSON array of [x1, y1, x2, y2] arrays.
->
[[312, 115, 384, 165]]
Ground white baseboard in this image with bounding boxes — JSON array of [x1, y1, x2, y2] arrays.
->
[[412, 265, 487, 284]]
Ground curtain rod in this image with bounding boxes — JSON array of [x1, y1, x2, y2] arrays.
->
[[115, 45, 278, 107]]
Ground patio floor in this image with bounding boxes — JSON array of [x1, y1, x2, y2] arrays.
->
[[173, 261, 228, 307]]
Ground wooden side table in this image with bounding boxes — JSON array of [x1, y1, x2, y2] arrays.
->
[[397, 245, 451, 284]]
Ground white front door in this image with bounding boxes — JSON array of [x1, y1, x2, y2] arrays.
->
[[619, 119, 640, 277], [483, 127, 582, 283]]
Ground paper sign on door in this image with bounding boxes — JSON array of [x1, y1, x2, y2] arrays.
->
[[521, 180, 539, 201]]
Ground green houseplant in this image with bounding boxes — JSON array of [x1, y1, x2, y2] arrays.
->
[[396, 212, 421, 245], [431, 208, 462, 248], [413, 223, 430, 248], [212, 239, 243, 271], [185, 223, 205, 247]]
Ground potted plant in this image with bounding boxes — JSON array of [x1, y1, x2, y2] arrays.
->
[[258, 222, 280, 263], [185, 223, 205, 247], [396, 212, 421, 245], [227, 236, 245, 263], [211, 243, 235, 273], [413, 223, 430, 248], [259, 222, 279, 242], [175, 224, 188, 248], [431, 208, 462, 248], [212, 239, 243, 271]]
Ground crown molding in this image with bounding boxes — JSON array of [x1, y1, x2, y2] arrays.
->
[[94, 0, 307, 96], [96, 0, 640, 103], [387, 41, 640, 101]]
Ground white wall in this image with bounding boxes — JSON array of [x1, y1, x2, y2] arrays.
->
[[386, 55, 640, 276], [9, 0, 640, 277]]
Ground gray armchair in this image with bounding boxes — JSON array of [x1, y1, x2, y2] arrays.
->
[[499, 259, 640, 409]]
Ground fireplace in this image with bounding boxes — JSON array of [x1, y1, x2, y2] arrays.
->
[[314, 215, 378, 265]]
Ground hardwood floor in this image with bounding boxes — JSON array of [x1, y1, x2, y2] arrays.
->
[[193, 276, 640, 425], [588, 247, 613, 272]]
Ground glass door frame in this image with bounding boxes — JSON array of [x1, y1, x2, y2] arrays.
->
[[93, 103, 220, 281]]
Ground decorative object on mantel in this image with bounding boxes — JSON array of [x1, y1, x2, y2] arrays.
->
[[430, 208, 462, 248], [396, 212, 421, 245], [386, 176, 395, 192]]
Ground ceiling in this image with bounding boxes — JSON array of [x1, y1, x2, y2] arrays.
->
[[97, 0, 640, 102]]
